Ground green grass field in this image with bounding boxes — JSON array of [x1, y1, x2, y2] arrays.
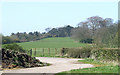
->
[[17, 37, 87, 50], [17, 37, 87, 57]]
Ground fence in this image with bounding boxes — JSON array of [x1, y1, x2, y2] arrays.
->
[[27, 48, 62, 57]]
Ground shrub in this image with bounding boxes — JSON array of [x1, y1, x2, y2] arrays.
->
[[80, 38, 93, 44], [91, 48, 119, 63], [60, 48, 69, 56], [2, 43, 25, 53], [60, 46, 93, 58]]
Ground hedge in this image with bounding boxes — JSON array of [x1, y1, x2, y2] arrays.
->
[[91, 48, 119, 63], [60, 47, 119, 64], [60, 46, 92, 58]]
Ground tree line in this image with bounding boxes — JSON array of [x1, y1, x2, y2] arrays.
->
[[1, 16, 118, 48], [1, 25, 74, 44]]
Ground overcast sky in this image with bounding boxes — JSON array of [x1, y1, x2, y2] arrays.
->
[[0, 0, 118, 36]]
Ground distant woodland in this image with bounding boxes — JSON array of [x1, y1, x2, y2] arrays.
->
[[1, 16, 119, 48]]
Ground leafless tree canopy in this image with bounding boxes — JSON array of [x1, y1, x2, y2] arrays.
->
[[71, 16, 118, 47]]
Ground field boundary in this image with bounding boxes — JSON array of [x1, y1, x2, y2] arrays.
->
[[27, 48, 62, 57]]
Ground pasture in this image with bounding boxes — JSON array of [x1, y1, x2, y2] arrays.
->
[[17, 37, 87, 57], [17, 37, 87, 50]]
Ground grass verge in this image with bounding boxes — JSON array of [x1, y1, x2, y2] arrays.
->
[[56, 58, 119, 74], [78, 58, 109, 67]]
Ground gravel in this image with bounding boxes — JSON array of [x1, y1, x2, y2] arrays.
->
[[2, 57, 94, 73]]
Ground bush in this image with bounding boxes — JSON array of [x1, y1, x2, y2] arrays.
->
[[91, 48, 119, 63], [80, 38, 93, 43], [60, 46, 93, 58], [2, 43, 25, 53], [60, 48, 69, 56]]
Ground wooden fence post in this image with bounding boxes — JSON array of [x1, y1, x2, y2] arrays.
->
[[30, 49, 32, 56], [55, 48, 57, 55], [27, 50, 29, 55], [34, 48, 36, 56], [48, 48, 50, 56]]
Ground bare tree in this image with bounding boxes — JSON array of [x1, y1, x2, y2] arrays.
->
[[71, 16, 116, 46], [71, 22, 91, 42], [94, 23, 117, 47], [99, 18, 113, 28], [86, 16, 103, 37], [45, 27, 51, 33]]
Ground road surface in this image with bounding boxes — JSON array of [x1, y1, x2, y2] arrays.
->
[[2, 57, 94, 73]]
